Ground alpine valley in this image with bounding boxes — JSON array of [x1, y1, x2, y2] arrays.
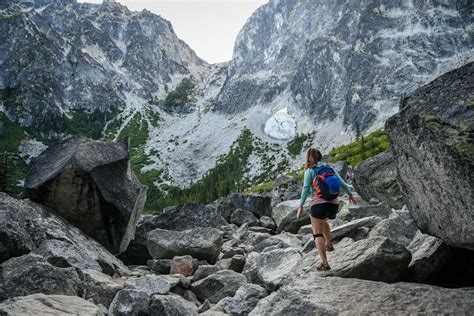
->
[[1, 0, 473, 211]]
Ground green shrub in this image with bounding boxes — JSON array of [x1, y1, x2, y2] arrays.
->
[[162, 78, 194, 108], [329, 130, 389, 166], [287, 133, 311, 157]]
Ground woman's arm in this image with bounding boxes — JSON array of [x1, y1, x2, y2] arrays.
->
[[299, 169, 312, 206]]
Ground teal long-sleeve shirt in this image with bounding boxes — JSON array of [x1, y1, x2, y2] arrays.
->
[[299, 162, 353, 206]]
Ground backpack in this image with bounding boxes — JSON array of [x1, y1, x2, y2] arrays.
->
[[311, 164, 341, 200]]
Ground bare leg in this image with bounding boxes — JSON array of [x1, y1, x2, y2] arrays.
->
[[310, 216, 328, 265], [324, 221, 333, 248]]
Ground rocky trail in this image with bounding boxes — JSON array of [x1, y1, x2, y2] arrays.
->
[[0, 63, 473, 315]]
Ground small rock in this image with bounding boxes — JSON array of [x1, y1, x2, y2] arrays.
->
[[108, 289, 150, 316], [171, 255, 194, 277], [147, 259, 172, 274], [331, 216, 381, 241], [124, 274, 180, 296], [198, 299, 212, 313], [82, 269, 123, 308], [259, 216, 277, 230], [229, 255, 246, 273], [298, 224, 313, 235]]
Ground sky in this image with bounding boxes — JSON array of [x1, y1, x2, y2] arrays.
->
[[78, 0, 268, 64]]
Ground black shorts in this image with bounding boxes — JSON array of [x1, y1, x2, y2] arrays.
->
[[310, 203, 339, 220]]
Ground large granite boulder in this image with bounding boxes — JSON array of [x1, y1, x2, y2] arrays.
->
[[272, 200, 310, 234], [147, 227, 224, 263], [243, 248, 302, 291], [230, 208, 259, 227], [298, 237, 411, 283], [24, 137, 147, 254], [0, 193, 128, 275], [386, 62, 474, 250], [214, 193, 272, 219], [0, 254, 83, 301], [250, 273, 474, 315], [0, 294, 103, 316], [353, 151, 403, 209], [121, 205, 227, 265], [191, 270, 247, 304], [369, 207, 418, 246]]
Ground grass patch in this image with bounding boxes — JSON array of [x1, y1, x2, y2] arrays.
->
[[162, 78, 195, 108]]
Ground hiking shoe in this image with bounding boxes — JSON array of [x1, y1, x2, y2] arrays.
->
[[316, 262, 331, 271]]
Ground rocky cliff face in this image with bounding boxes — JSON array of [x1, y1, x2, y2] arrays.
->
[[215, 0, 473, 138], [386, 62, 473, 250], [1, 0, 208, 134]]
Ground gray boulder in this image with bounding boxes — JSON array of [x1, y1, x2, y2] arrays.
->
[[347, 202, 391, 220], [369, 208, 418, 246], [250, 273, 474, 315], [298, 237, 411, 283], [147, 227, 223, 263], [82, 269, 123, 308], [0, 254, 83, 301], [0, 193, 129, 275], [194, 265, 221, 282], [353, 151, 403, 209], [405, 231, 451, 283], [213, 284, 268, 316], [108, 289, 150, 316], [272, 200, 310, 234], [386, 62, 474, 250], [253, 233, 302, 253], [331, 216, 382, 241], [331, 161, 349, 180], [245, 248, 302, 291], [147, 258, 172, 274], [226, 193, 273, 218], [24, 137, 147, 254], [124, 274, 180, 296], [148, 294, 199, 316], [230, 208, 259, 227], [121, 205, 227, 265], [190, 270, 247, 303], [259, 216, 276, 230], [0, 294, 102, 316]]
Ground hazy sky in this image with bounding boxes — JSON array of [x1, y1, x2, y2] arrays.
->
[[78, 0, 268, 64]]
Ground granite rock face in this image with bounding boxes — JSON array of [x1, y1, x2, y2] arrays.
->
[[214, 0, 472, 138], [250, 273, 474, 315], [2, 0, 207, 134], [0, 294, 103, 316], [25, 137, 147, 254], [0, 193, 129, 275], [386, 62, 474, 250]]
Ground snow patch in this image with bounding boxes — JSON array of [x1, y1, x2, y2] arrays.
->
[[264, 108, 296, 140]]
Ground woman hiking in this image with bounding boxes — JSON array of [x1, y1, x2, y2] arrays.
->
[[297, 148, 357, 271]]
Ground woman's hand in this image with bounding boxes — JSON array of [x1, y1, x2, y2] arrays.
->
[[348, 195, 357, 204], [296, 206, 304, 219]]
